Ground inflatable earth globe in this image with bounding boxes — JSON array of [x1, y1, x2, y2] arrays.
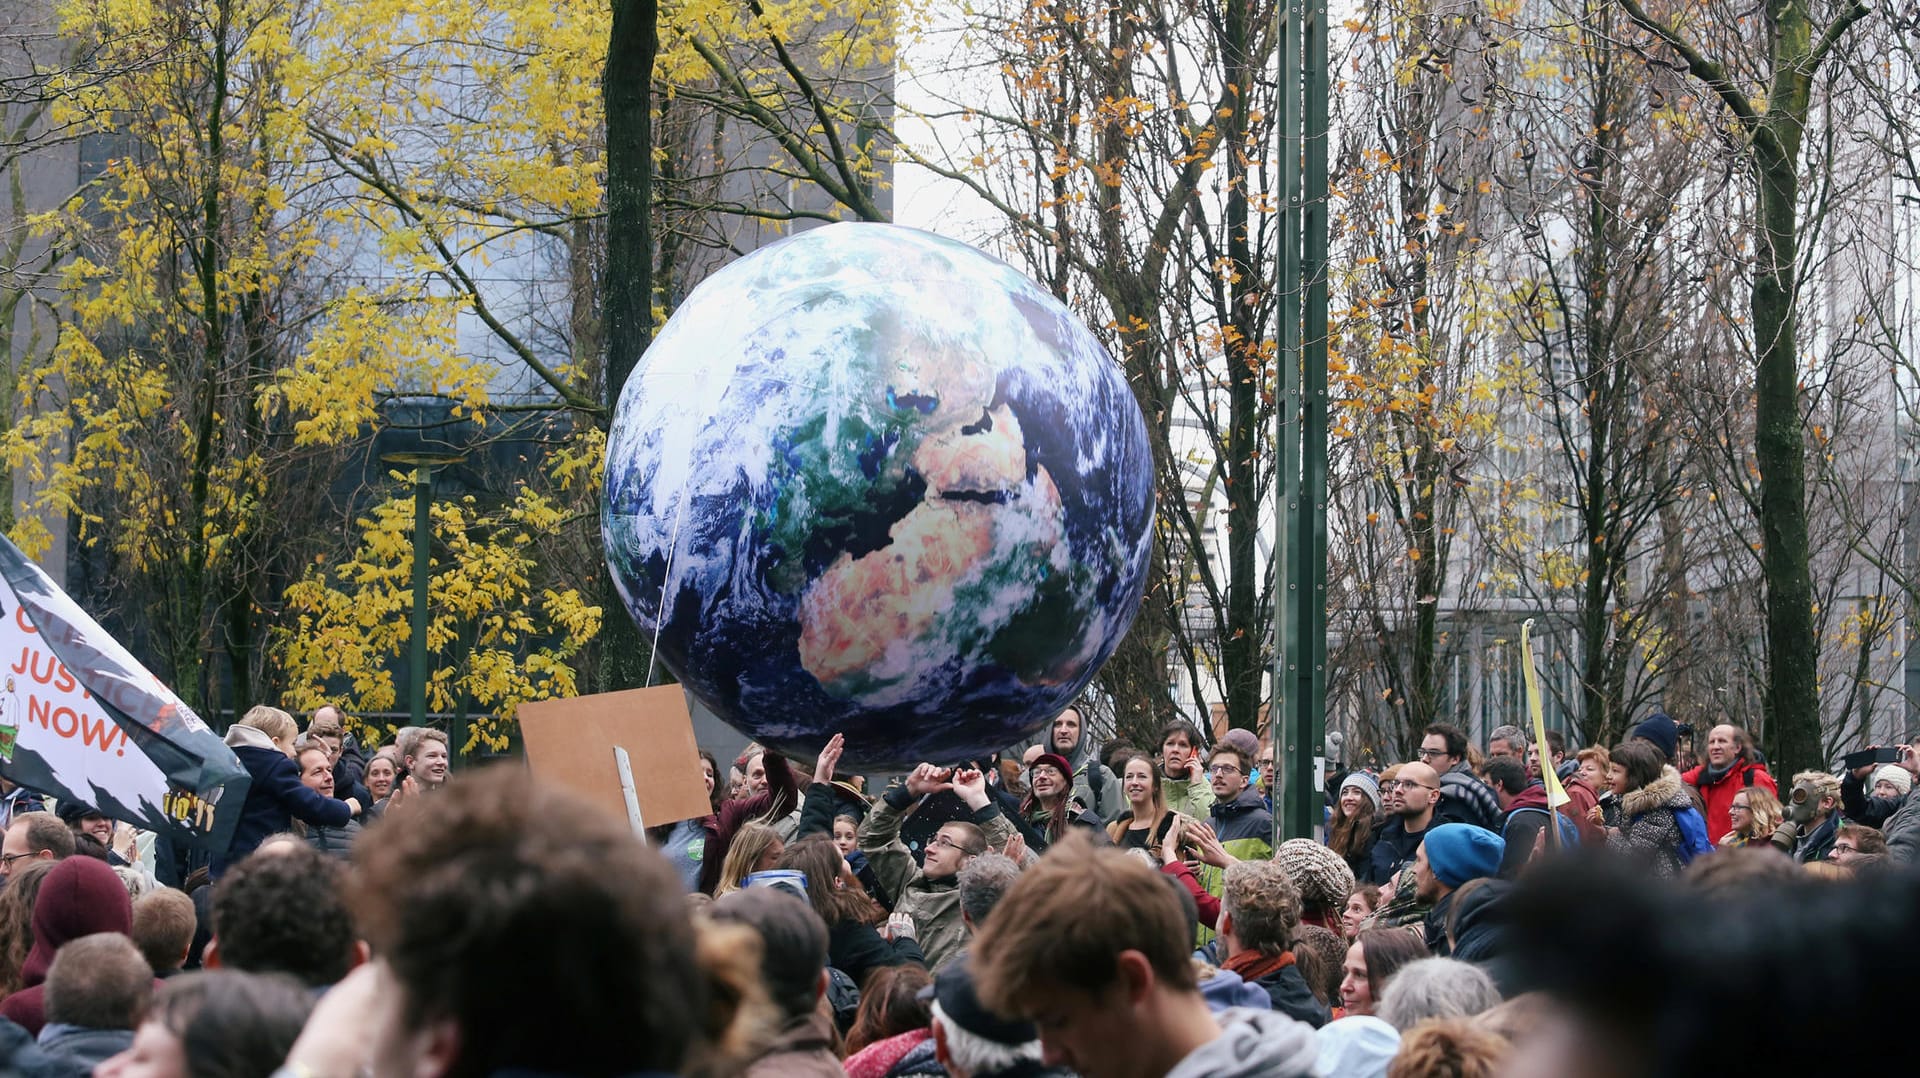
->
[[602, 223, 1154, 771]]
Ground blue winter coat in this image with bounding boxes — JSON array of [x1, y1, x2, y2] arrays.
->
[[213, 731, 351, 877]]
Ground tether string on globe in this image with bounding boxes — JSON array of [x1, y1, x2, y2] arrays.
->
[[646, 461, 692, 690]]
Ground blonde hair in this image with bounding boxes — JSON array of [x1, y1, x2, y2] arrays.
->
[[239, 706, 298, 742], [1732, 786, 1783, 839], [1575, 747, 1611, 774], [713, 823, 782, 897]]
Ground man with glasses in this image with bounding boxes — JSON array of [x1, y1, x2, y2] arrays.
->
[[1363, 762, 1441, 885], [1421, 723, 1501, 831], [1189, 744, 1274, 944], [1829, 824, 1886, 868], [862, 762, 1021, 971], [0, 811, 73, 885]]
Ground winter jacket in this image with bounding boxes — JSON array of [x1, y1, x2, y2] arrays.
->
[[1435, 763, 1501, 832], [1197, 964, 1273, 1014], [0, 858, 134, 1035], [860, 788, 1017, 972], [35, 1025, 132, 1075], [1607, 768, 1690, 878], [1162, 770, 1216, 820], [739, 1013, 841, 1078], [1683, 758, 1776, 841], [842, 1029, 933, 1078], [1240, 959, 1329, 1029], [1164, 861, 1222, 929], [1021, 799, 1109, 852], [1841, 769, 1904, 829], [696, 754, 799, 895], [213, 725, 352, 878], [332, 735, 372, 809], [1551, 765, 1606, 845], [1054, 719, 1124, 822], [0, 1016, 75, 1078], [828, 916, 925, 989], [1792, 813, 1839, 864], [1164, 1008, 1321, 1078], [1426, 879, 1514, 987], [1363, 815, 1432, 885], [1885, 790, 1920, 865], [1193, 789, 1275, 945], [0, 786, 45, 830], [303, 818, 361, 860]]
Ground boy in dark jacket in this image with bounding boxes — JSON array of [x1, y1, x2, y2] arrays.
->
[[214, 707, 362, 879]]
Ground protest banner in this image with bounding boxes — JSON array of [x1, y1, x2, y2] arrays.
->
[[518, 686, 711, 830], [0, 536, 249, 851]]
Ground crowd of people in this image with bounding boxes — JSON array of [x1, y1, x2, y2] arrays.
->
[[0, 699, 1912, 1077]]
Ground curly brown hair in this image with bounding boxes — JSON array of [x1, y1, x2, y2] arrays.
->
[[352, 766, 725, 1077], [1221, 860, 1302, 957]]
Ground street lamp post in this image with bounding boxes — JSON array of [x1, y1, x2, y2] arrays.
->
[[380, 452, 466, 731]]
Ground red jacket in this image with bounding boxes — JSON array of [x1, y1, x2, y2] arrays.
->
[[1683, 758, 1776, 841]]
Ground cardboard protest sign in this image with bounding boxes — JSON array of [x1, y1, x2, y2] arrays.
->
[[0, 536, 249, 851], [517, 686, 711, 828]]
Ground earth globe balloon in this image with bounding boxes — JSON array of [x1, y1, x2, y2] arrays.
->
[[601, 223, 1154, 771]]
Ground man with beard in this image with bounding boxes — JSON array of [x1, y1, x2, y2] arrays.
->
[[1364, 762, 1440, 885], [1048, 703, 1122, 821]]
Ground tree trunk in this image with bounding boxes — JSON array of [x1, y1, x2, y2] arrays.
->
[[598, 0, 658, 693], [1752, 124, 1818, 773]]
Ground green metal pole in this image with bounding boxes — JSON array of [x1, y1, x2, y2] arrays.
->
[[1274, 0, 1305, 841], [1294, 0, 1331, 837], [409, 465, 432, 729]]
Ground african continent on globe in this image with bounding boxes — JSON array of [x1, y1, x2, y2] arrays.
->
[[602, 223, 1154, 771]]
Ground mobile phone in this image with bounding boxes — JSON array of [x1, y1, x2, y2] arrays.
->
[[1842, 747, 1900, 771]]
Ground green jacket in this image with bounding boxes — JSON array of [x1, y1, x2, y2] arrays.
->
[[1192, 788, 1275, 946], [1162, 771, 1216, 820], [859, 791, 1016, 972]]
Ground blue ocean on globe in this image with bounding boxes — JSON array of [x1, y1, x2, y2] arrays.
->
[[602, 223, 1154, 771]]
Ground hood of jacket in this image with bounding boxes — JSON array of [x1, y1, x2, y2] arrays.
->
[[1621, 768, 1689, 819], [1165, 1008, 1320, 1078], [1196, 965, 1273, 1015], [1211, 787, 1270, 819], [1506, 784, 1552, 813], [21, 856, 133, 987], [223, 724, 279, 752]]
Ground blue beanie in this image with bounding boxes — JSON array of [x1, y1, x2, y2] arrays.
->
[[1631, 713, 1679, 762], [1422, 824, 1505, 889]]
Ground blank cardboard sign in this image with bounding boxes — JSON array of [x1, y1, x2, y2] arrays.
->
[[517, 686, 711, 828]]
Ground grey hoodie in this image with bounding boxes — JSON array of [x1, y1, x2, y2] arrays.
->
[[1164, 1008, 1320, 1078]]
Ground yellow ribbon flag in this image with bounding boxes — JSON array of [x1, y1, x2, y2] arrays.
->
[[1520, 618, 1571, 813]]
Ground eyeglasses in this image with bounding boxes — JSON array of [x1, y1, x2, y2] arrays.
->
[[0, 852, 30, 868], [1416, 748, 1449, 761], [1209, 764, 1243, 777], [1833, 843, 1859, 854], [1389, 780, 1437, 791], [928, 835, 972, 853], [1729, 803, 1751, 812]]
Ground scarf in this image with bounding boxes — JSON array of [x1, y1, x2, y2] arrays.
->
[[1694, 760, 1736, 787], [1221, 949, 1296, 983]]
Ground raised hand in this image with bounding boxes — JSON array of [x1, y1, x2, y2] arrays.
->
[[906, 763, 954, 799], [952, 766, 990, 810], [814, 733, 845, 785], [1160, 814, 1185, 866], [1002, 832, 1027, 863], [1186, 820, 1236, 868]]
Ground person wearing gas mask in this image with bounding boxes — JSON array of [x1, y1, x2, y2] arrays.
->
[[1769, 771, 1843, 864]]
